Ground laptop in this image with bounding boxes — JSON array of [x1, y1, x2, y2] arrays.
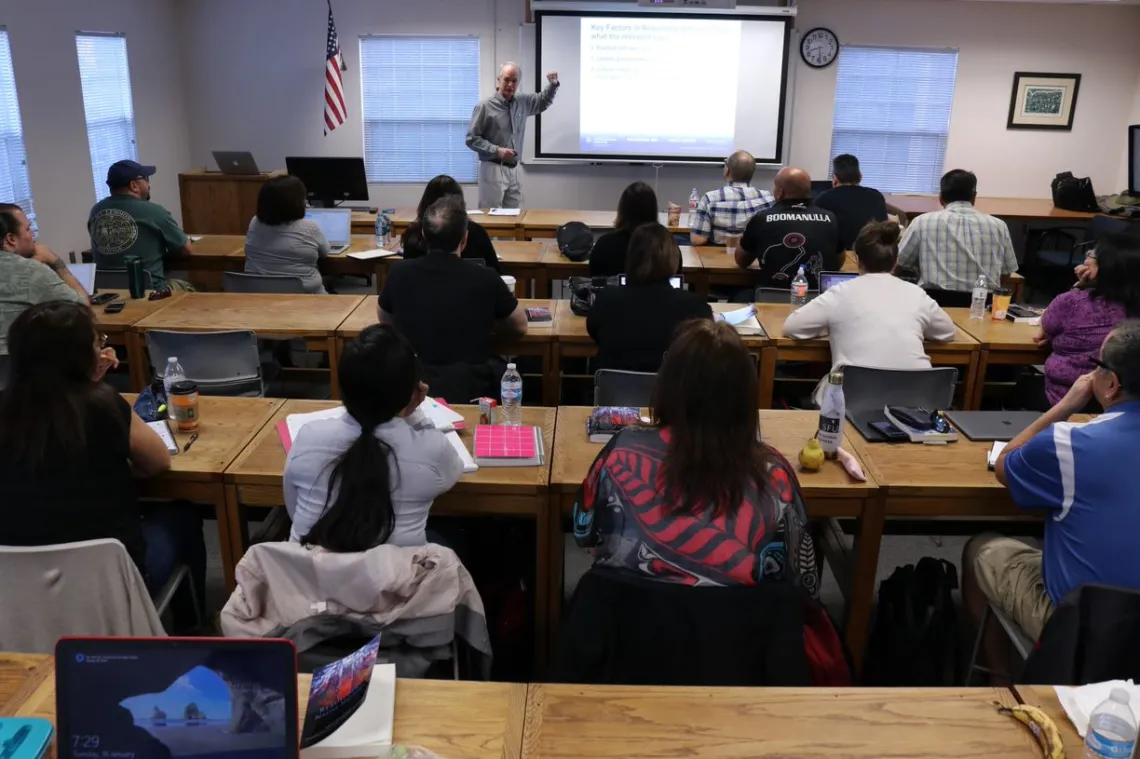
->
[[619, 274, 684, 289], [66, 263, 97, 295], [943, 410, 1043, 442], [212, 150, 261, 175], [818, 271, 858, 293], [810, 180, 833, 200], [304, 208, 353, 255]]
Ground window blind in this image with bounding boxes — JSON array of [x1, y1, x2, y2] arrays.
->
[[829, 46, 959, 194], [360, 36, 480, 183], [76, 33, 137, 202], [0, 30, 35, 222]]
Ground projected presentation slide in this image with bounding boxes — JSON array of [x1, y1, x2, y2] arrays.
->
[[537, 12, 791, 163]]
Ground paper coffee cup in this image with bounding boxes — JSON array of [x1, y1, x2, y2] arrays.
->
[[666, 203, 681, 227]]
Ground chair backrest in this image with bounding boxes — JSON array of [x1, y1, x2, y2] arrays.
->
[[146, 330, 264, 396], [0, 539, 165, 652], [755, 287, 818, 304], [594, 369, 657, 407], [842, 365, 959, 438], [1084, 215, 1131, 246], [223, 271, 307, 294], [1024, 584, 1140, 685], [94, 267, 154, 292], [923, 288, 974, 309]]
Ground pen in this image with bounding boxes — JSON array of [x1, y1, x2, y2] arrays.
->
[[182, 432, 199, 453]]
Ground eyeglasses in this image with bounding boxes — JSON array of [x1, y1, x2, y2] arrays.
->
[[1092, 357, 1115, 373]]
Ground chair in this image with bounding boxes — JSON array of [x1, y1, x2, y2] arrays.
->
[[94, 267, 155, 292], [593, 369, 656, 407], [1024, 216, 1133, 299], [965, 601, 1035, 685], [223, 271, 307, 294], [841, 365, 959, 440], [0, 539, 199, 653], [923, 288, 974, 309], [1023, 584, 1140, 685], [146, 330, 264, 397], [755, 286, 818, 304]]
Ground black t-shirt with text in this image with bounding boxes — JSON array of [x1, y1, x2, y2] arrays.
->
[[814, 184, 888, 252], [739, 200, 842, 289]]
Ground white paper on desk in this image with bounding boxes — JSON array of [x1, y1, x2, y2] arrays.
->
[[418, 397, 465, 431], [987, 442, 1007, 470], [146, 421, 178, 454], [1056, 681, 1140, 737], [716, 306, 764, 334], [488, 207, 522, 216], [188, 235, 204, 242], [347, 248, 400, 261], [467, 210, 485, 215], [286, 407, 347, 443], [445, 430, 478, 473], [67, 263, 96, 295]]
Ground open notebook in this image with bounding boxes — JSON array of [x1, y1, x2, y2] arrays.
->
[[277, 398, 466, 452]]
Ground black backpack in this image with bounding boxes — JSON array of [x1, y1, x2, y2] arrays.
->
[[1052, 172, 1099, 213], [862, 557, 961, 686], [557, 221, 594, 262]]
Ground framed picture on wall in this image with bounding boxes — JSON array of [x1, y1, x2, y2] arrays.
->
[[1007, 72, 1082, 131]]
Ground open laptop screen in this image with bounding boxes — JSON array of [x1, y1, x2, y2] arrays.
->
[[304, 208, 352, 246], [818, 271, 858, 293]]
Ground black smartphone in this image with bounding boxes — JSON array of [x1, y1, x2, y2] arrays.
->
[[90, 292, 118, 306], [870, 420, 909, 442], [103, 302, 125, 314]]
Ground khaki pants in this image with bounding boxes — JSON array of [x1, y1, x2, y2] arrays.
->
[[478, 161, 522, 209], [969, 534, 1055, 641]]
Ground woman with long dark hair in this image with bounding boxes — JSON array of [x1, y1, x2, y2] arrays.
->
[[284, 324, 463, 552], [573, 319, 818, 593], [400, 175, 500, 271], [589, 181, 662, 277], [0, 301, 205, 614]]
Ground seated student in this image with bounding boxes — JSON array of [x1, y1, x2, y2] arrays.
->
[[589, 181, 660, 277], [575, 319, 819, 593], [736, 167, 842, 290], [244, 175, 330, 293], [1033, 232, 1140, 408], [401, 175, 499, 271], [689, 150, 773, 246], [0, 203, 89, 355], [89, 160, 194, 291], [814, 154, 890, 252], [285, 324, 463, 549], [587, 223, 712, 372], [782, 221, 956, 378], [897, 169, 1018, 292], [0, 301, 205, 618], [964, 322, 1140, 672], [379, 195, 526, 400]]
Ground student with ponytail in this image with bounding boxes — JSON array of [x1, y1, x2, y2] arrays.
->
[[284, 324, 464, 552]]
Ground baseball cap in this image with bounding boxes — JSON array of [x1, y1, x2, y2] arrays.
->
[[106, 160, 157, 189]]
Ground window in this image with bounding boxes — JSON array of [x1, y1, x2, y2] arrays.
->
[[0, 30, 35, 222], [829, 46, 958, 194], [360, 36, 480, 183], [76, 33, 137, 202]]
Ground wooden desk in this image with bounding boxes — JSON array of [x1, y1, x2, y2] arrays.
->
[[884, 194, 1100, 221], [754, 303, 982, 409], [224, 402, 556, 662], [547, 407, 880, 665], [0, 654, 527, 759], [520, 209, 690, 239], [692, 245, 755, 295], [536, 245, 704, 298], [522, 684, 1035, 759], [179, 169, 282, 235], [947, 307, 1048, 408], [131, 293, 364, 398], [170, 234, 247, 290], [95, 289, 188, 390], [351, 208, 525, 240], [125, 395, 282, 589], [1013, 685, 1083, 759]]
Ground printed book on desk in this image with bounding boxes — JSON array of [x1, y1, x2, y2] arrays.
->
[[473, 425, 545, 467], [300, 636, 395, 759], [586, 407, 643, 443]]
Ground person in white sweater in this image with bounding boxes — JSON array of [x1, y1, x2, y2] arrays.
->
[[783, 220, 957, 377]]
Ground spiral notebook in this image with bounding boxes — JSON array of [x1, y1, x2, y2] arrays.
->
[[473, 425, 545, 467]]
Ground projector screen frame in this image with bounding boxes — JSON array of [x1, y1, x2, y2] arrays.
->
[[533, 9, 794, 166]]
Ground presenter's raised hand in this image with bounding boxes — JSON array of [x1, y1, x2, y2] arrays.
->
[[547, 71, 559, 85], [496, 147, 516, 161]]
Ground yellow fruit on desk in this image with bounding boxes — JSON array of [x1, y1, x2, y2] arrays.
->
[[799, 438, 825, 471]]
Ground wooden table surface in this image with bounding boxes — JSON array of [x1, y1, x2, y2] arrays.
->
[[94, 290, 188, 332], [522, 684, 1036, 759], [884, 194, 1100, 221], [1013, 685, 1084, 759], [946, 307, 1046, 352], [337, 296, 555, 345], [756, 302, 978, 351], [549, 300, 767, 349], [187, 234, 246, 257], [132, 292, 365, 337]]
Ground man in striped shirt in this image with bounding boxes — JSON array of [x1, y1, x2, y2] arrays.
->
[[897, 169, 1019, 291], [689, 150, 774, 246]]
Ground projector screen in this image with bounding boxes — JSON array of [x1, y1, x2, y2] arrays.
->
[[535, 11, 792, 164]]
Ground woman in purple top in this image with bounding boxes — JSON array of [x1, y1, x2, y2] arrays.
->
[[1036, 232, 1140, 406]]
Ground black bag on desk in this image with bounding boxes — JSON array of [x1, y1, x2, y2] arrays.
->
[[1052, 172, 1099, 213], [557, 221, 594, 262], [569, 276, 619, 316]]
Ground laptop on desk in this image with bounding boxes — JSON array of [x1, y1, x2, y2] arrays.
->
[[818, 271, 858, 293], [943, 410, 1042, 442], [304, 208, 353, 255], [212, 150, 261, 175]]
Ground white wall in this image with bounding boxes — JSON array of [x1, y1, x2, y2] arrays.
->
[[4, 0, 190, 255]]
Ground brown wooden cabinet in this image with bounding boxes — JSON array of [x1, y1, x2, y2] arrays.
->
[[178, 168, 284, 234]]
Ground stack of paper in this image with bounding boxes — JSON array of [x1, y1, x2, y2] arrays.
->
[[418, 397, 465, 431], [347, 248, 400, 261], [488, 207, 522, 216]]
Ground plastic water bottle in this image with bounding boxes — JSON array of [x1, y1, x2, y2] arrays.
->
[[163, 356, 186, 397], [375, 209, 393, 249], [817, 369, 845, 460], [500, 363, 523, 427], [970, 274, 989, 320], [790, 265, 809, 308], [688, 188, 699, 226], [1084, 688, 1137, 759]]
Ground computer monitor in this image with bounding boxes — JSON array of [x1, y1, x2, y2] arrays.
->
[[285, 156, 369, 207], [818, 271, 858, 293], [1129, 125, 1140, 197]]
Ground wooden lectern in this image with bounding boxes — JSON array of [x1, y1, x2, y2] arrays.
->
[[178, 168, 284, 234]]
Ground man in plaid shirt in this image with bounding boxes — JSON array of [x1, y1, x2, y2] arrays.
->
[[689, 150, 774, 246]]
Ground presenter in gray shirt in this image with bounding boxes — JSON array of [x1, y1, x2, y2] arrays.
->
[[465, 62, 560, 209]]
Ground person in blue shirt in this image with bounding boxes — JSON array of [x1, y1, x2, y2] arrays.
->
[[963, 320, 1140, 677]]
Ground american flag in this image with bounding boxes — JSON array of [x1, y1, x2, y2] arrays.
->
[[324, 0, 347, 135]]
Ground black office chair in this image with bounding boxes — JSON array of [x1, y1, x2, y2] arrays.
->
[[1023, 216, 1133, 300]]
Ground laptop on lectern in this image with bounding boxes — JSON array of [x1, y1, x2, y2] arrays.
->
[[212, 151, 261, 175]]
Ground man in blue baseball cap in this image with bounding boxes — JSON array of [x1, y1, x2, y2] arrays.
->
[[88, 160, 194, 290]]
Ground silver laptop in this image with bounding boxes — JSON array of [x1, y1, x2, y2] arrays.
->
[[943, 410, 1042, 442], [304, 208, 353, 255], [212, 151, 261, 175]]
